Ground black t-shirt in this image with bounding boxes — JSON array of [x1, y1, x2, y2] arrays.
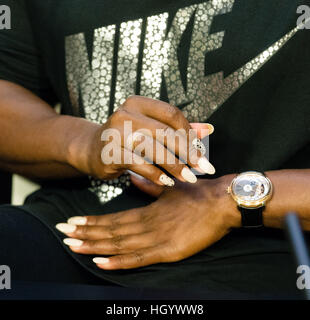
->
[[0, 0, 309, 295]]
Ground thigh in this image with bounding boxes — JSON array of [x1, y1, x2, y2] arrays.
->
[[0, 205, 114, 285]]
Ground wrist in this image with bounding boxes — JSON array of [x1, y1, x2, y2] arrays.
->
[[212, 174, 242, 229], [63, 116, 101, 174]]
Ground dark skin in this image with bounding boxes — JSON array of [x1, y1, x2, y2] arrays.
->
[[0, 80, 214, 184], [59, 169, 310, 270], [0, 80, 309, 270]]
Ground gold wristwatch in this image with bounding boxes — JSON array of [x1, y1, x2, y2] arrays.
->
[[227, 171, 273, 228]]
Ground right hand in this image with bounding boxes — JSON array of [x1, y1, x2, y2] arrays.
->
[[67, 96, 215, 186]]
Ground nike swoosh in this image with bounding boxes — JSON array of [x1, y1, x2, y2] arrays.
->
[[182, 21, 306, 120]]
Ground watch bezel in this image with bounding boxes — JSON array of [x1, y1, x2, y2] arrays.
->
[[228, 171, 273, 208]]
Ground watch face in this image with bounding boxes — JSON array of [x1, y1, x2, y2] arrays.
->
[[231, 172, 272, 207]]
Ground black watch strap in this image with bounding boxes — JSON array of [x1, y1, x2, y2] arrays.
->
[[238, 206, 264, 228]]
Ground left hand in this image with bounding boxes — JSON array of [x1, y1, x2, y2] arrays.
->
[[57, 176, 240, 270]]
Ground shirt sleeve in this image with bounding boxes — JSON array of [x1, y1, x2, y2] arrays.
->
[[0, 0, 58, 104]]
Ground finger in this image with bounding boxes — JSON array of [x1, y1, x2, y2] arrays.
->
[[93, 245, 165, 270], [68, 207, 144, 227], [63, 232, 154, 255], [113, 111, 209, 172], [128, 133, 198, 183], [190, 123, 214, 139], [129, 171, 164, 198], [126, 149, 176, 187], [56, 221, 147, 240], [124, 112, 193, 161], [102, 147, 175, 187], [110, 104, 215, 175], [123, 97, 214, 170], [122, 96, 191, 132], [150, 124, 211, 173]]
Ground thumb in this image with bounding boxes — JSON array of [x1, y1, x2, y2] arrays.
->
[[128, 171, 164, 198]]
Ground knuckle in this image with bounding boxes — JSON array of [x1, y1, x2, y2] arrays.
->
[[133, 251, 145, 264], [166, 104, 188, 128], [111, 235, 124, 250], [124, 95, 139, 108], [111, 216, 121, 229], [110, 107, 128, 124], [140, 212, 147, 224], [139, 211, 152, 225], [107, 224, 118, 238], [165, 104, 179, 120], [109, 112, 118, 126]]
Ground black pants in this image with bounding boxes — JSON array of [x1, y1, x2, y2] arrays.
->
[[0, 205, 115, 285], [0, 186, 305, 298]]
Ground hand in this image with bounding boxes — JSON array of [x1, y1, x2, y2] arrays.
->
[[57, 176, 241, 270], [67, 95, 215, 186]]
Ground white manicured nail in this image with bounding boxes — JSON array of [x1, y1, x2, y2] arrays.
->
[[181, 167, 197, 183], [192, 138, 206, 155], [198, 157, 216, 175], [159, 174, 175, 186], [93, 257, 110, 265], [56, 223, 76, 234], [67, 216, 87, 226], [63, 238, 83, 247]]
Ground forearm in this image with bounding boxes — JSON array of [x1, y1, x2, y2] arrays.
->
[[0, 80, 99, 178], [217, 169, 310, 230], [0, 160, 84, 180]]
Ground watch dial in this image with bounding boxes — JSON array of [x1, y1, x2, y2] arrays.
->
[[232, 174, 270, 202]]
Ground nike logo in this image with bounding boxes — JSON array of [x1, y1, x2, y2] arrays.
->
[[182, 23, 303, 121]]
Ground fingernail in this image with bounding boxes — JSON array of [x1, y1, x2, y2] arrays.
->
[[93, 257, 110, 265], [206, 124, 214, 136], [63, 238, 83, 247], [56, 223, 76, 234], [192, 138, 206, 155], [159, 174, 175, 187], [198, 157, 216, 175], [181, 167, 197, 183], [67, 216, 87, 226]]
